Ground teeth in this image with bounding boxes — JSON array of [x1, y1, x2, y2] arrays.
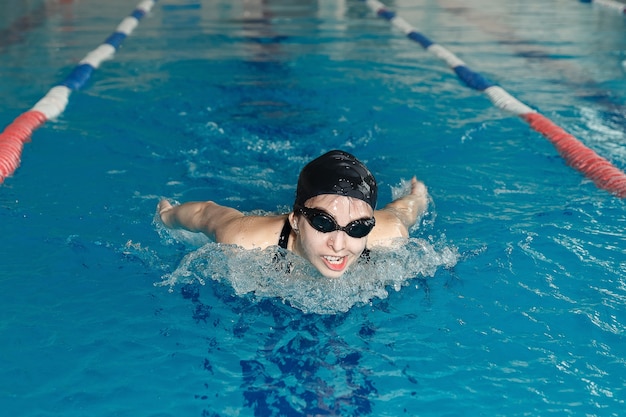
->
[[324, 256, 343, 264]]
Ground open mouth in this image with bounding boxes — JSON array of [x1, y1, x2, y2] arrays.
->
[[322, 255, 348, 271]]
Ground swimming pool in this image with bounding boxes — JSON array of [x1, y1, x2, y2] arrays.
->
[[1, 0, 626, 415]]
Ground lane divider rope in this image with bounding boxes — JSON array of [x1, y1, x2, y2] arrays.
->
[[0, 0, 157, 185], [361, 0, 626, 198], [581, 0, 626, 14]]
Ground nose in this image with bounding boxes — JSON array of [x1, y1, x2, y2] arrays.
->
[[328, 230, 346, 251]]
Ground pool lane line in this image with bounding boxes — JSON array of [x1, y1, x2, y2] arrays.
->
[[361, 0, 626, 199], [0, 0, 158, 185], [434, 0, 626, 136], [581, 0, 626, 14]]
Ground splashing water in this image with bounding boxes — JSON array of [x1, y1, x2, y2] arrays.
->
[[151, 184, 456, 314], [154, 237, 458, 315]]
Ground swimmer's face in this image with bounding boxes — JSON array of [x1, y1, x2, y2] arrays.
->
[[291, 195, 374, 278]]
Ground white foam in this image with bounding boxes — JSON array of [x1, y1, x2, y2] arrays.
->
[[154, 238, 458, 315]]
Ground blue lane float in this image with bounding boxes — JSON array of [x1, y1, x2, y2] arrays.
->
[[0, 0, 157, 184], [360, 0, 626, 198]]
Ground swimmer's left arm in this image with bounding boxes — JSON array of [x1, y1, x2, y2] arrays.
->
[[368, 177, 428, 247]]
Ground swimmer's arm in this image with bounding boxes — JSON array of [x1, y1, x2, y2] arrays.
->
[[368, 177, 428, 246], [158, 199, 245, 242], [158, 199, 283, 249]]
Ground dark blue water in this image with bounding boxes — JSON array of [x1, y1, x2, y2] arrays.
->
[[1, 0, 625, 415]]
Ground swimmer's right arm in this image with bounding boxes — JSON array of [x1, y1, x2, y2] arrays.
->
[[158, 199, 245, 241], [368, 177, 428, 246], [381, 177, 428, 229]]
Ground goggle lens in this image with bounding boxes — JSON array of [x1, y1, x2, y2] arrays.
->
[[296, 206, 375, 238]]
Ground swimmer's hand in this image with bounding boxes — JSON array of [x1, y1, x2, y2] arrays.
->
[[384, 177, 428, 228], [409, 176, 427, 196], [158, 199, 176, 228]]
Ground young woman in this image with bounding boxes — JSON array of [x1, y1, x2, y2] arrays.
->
[[158, 150, 428, 278]]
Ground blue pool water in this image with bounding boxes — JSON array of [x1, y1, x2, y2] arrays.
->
[[1, 0, 626, 415]]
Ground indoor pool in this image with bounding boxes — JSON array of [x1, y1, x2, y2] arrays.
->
[[1, 0, 626, 415]]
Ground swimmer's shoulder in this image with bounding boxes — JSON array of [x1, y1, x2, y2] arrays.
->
[[219, 214, 288, 250]]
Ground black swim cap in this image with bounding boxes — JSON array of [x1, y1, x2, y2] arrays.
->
[[295, 150, 378, 210]]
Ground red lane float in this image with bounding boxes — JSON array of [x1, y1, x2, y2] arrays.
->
[[0, 111, 47, 183], [361, 0, 626, 198], [0, 0, 157, 185], [523, 113, 626, 198]]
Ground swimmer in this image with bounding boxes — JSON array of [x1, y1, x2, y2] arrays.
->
[[158, 150, 428, 278]]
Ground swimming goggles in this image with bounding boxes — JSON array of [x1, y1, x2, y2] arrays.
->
[[295, 205, 375, 238]]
